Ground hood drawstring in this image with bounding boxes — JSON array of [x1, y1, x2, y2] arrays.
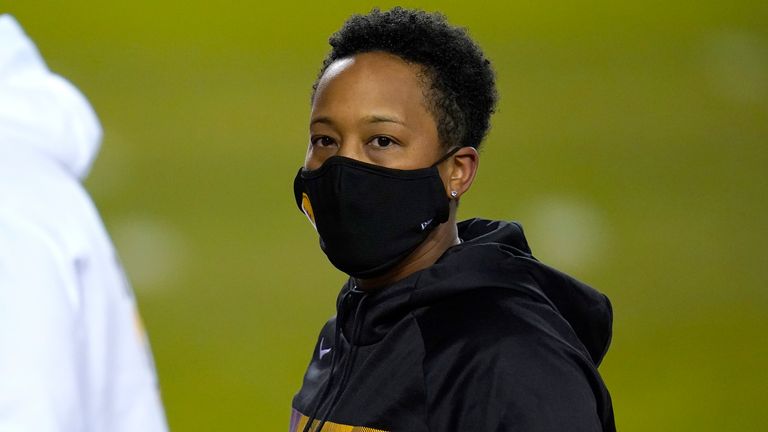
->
[[315, 289, 367, 431], [301, 290, 349, 432], [303, 285, 369, 432]]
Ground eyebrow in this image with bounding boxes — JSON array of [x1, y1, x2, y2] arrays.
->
[[310, 115, 407, 127], [310, 116, 334, 126], [363, 114, 405, 125]]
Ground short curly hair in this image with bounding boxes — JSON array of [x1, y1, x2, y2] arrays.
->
[[312, 7, 498, 150]]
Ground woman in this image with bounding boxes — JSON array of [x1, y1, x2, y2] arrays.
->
[[291, 8, 615, 432]]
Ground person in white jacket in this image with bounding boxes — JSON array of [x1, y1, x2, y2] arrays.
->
[[0, 15, 168, 431]]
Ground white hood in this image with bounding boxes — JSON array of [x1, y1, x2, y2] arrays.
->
[[0, 14, 101, 179]]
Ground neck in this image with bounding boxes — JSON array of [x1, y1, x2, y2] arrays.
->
[[357, 215, 460, 291]]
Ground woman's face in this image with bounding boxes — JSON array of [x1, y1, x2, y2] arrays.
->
[[305, 51, 443, 171]]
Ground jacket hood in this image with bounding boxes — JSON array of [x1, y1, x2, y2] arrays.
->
[[0, 14, 101, 179], [338, 218, 613, 366]]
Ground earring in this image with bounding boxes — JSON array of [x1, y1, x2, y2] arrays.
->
[[450, 191, 458, 198]]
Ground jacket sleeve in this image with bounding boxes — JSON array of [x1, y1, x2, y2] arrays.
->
[[420, 293, 610, 432], [0, 219, 85, 431]]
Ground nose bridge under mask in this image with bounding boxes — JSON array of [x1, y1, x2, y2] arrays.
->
[[303, 145, 463, 178]]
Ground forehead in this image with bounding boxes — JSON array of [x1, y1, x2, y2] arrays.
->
[[312, 51, 430, 118]]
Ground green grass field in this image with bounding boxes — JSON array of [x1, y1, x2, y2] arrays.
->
[[6, 1, 767, 430]]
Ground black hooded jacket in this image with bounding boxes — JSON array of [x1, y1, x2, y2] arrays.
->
[[291, 219, 616, 432]]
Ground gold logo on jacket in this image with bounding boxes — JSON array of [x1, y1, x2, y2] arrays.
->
[[290, 410, 387, 432]]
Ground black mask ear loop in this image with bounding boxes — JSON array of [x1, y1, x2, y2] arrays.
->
[[430, 146, 463, 168], [431, 146, 464, 202]]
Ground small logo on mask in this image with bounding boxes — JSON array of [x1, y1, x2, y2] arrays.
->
[[301, 193, 316, 229], [420, 219, 434, 231]]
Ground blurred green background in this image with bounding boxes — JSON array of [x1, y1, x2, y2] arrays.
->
[[5, 0, 767, 430]]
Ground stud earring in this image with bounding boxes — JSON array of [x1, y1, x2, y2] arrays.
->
[[450, 191, 458, 198]]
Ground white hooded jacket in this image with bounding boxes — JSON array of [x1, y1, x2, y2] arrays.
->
[[0, 15, 168, 431]]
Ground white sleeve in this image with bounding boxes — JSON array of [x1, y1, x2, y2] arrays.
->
[[0, 219, 85, 431]]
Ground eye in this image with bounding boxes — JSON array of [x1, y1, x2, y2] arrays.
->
[[369, 136, 396, 148], [311, 136, 336, 147]]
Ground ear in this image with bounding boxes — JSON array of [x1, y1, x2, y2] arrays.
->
[[441, 146, 479, 200]]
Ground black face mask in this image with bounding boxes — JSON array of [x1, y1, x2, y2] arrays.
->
[[293, 149, 459, 279]]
